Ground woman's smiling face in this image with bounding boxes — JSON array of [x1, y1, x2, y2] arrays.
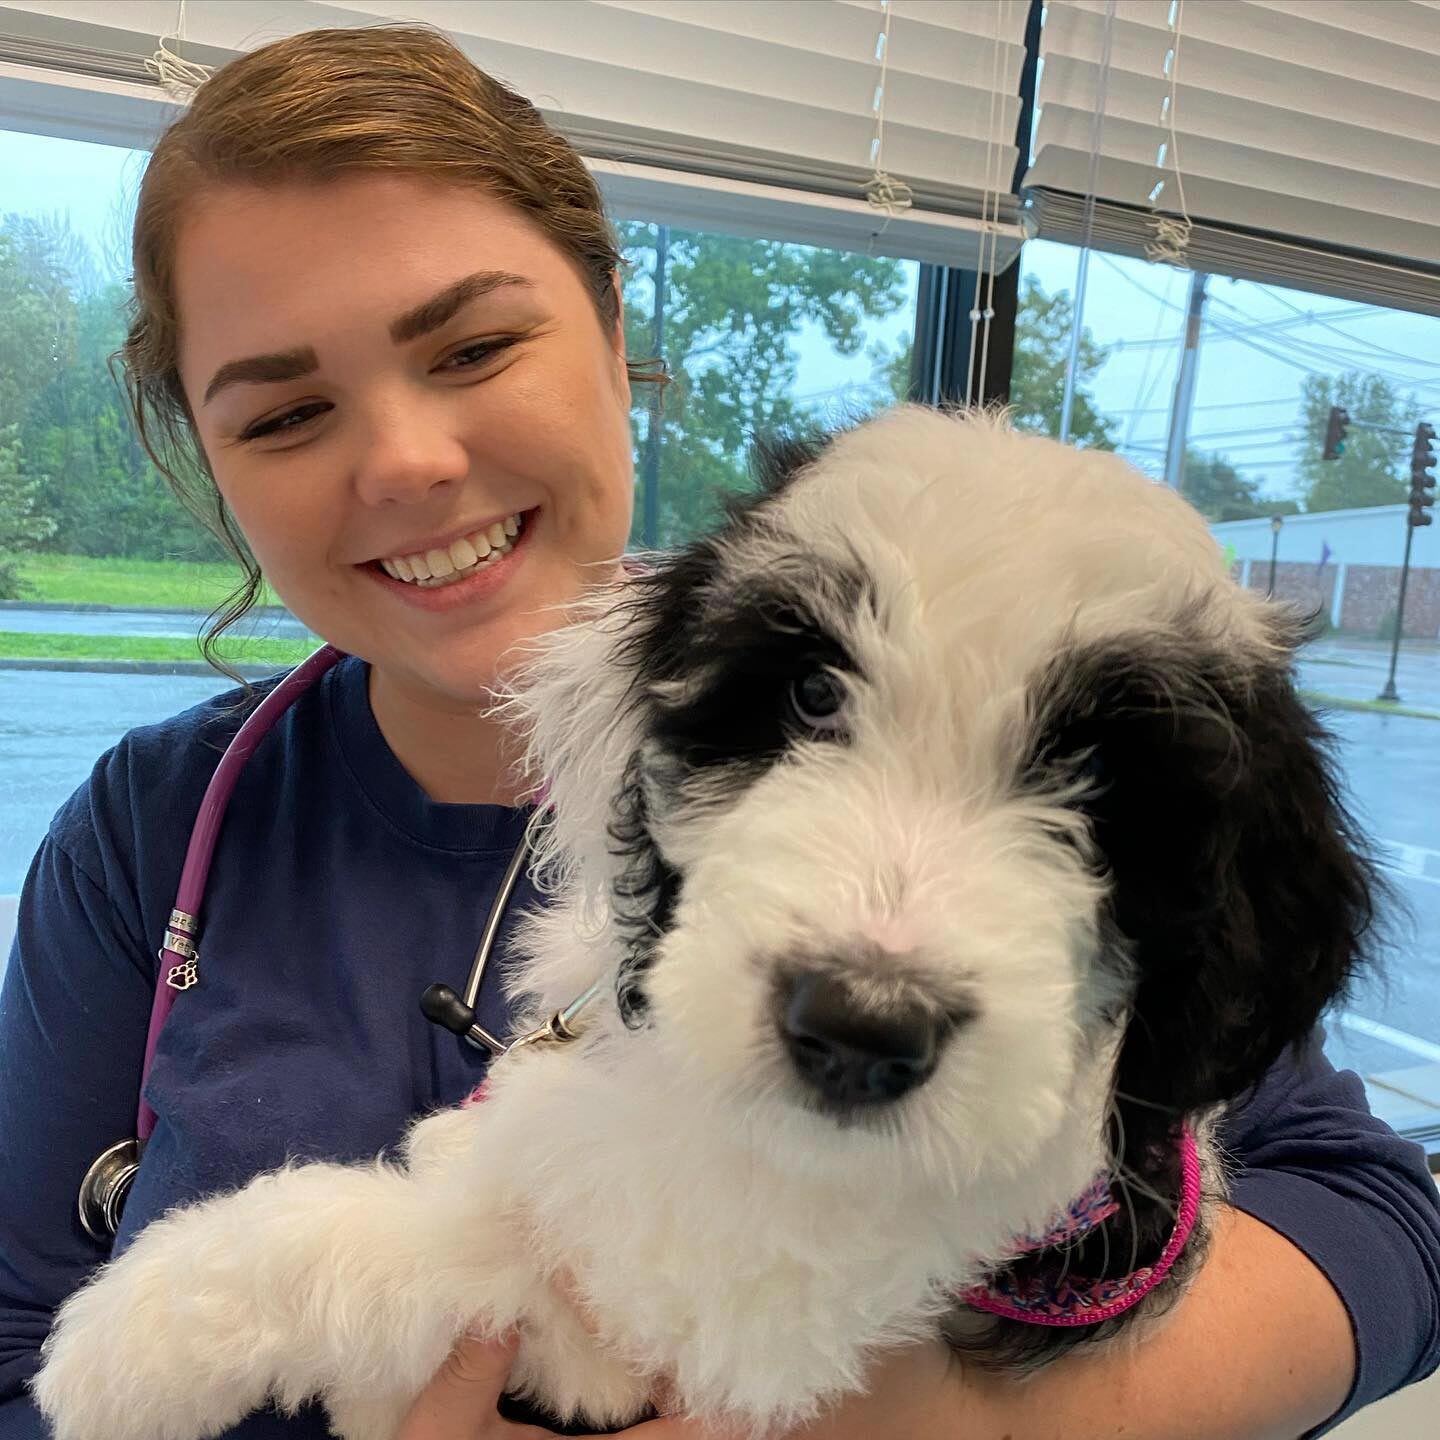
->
[[175, 174, 635, 707]]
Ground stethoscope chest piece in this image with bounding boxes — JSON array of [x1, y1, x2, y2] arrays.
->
[[78, 1137, 142, 1243]]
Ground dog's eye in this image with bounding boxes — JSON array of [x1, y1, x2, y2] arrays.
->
[[789, 668, 847, 735], [1076, 745, 1109, 793]]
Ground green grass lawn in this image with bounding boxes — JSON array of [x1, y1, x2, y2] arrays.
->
[[0, 631, 313, 668], [1300, 689, 1440, 722], [11, 554, 284, 611]]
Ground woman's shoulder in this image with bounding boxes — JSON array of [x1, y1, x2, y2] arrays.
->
[[45, 665, 313, 878]]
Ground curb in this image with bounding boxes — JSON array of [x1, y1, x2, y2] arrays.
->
[[0, 600, 294, 620], [0, 658, 281, 680]]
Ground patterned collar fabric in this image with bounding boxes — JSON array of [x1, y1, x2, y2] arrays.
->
[[959, 1126, 1201, 1328]]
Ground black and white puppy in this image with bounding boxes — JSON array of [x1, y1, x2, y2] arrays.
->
[[37, 408, 1378, 1440]]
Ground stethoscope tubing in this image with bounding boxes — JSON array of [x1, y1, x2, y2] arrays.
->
[[138, 644, 346, 1140], [82, 642, 591, 1244]]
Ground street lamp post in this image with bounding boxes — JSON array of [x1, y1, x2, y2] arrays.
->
[[1266, 514, 1283, 597]]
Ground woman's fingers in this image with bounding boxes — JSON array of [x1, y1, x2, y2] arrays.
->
[[392, 1331, 553, 1439]]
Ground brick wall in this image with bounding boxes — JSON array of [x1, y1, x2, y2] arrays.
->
[[1241, 560, 1337, 622], [1236, 560, 1440, 638], [1339, 564, 1440, 638]]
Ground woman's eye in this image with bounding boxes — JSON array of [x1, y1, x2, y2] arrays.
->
[[439, 337, 515, 372], [789, 668, 848, 736], [238, 402, 330, 443]]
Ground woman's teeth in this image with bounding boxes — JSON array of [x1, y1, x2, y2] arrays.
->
[[379, 513, 523, 587]]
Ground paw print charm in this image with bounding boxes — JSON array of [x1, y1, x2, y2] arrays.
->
[[165, 958, 199, 991]]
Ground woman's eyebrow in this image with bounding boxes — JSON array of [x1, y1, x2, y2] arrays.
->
[[389, 270, 533, 344], [201, 271, 534, 406], [204, 347, 318, 405]]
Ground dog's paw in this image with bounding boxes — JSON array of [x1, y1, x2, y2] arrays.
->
[[506, 1315, 654, 1430], [34, 1213, 273, 1440], [321, 1389, 416, 1440], [36, 1284, 260, 1440]]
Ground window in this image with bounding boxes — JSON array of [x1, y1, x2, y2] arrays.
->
[[1016, 237, 1440, 1142], [619, 222, 920, 549], [0, 128, 286, 929]]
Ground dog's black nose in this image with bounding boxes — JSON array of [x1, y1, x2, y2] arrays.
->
[[780, 973, 943, 1106]]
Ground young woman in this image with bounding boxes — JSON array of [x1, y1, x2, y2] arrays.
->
[[1, 25, 1435, 1440]]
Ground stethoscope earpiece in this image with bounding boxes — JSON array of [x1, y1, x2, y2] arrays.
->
[[420, 983, 479, 1037], [77, 1137, 142, 1244], [420, 981, 508, 1056]]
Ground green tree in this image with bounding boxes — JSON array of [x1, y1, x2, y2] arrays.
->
[[1180, 450, 1297, 521], [879, 276, 1117, 449], [0, 425, 56, 598], [1009, 276, 1116, 450], [0, 219, 75, 433], [1300, 372, 1414, 512], [879, 333, 914, 403], [0, 213, 221, 561], [620, 224, 907, 546]]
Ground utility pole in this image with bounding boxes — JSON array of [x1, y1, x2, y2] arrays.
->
[[1378, 421, 1436, 703], [1164, 271, 1208, 493]]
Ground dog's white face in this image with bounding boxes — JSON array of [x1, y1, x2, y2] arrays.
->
[[518, 407, 1370, 1225]]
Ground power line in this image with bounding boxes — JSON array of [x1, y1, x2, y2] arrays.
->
[[1120, 269, 1178, 452], [1205, 290, 1440, 382], [1254, 283, 1440, 368], [1110, 394, 1301, 418], [1109, 306, 1375, 352], [1120, 421, 1302, 443], [1095, 253, 1186, 311], [1092, 252, 1440, 393], [1190, 436, 1310, 454]]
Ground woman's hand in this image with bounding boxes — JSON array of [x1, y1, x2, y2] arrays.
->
[[396, 1333, 966, 1440], [396, 1205, 1356, 1440], [393, 1333, 554, 1439], [580, 1340, 965, 1439]]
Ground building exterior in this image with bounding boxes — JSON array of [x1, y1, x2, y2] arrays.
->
[[1211, 505, 1439, 639]]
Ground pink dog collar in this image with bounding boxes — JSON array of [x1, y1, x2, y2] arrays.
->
[[960, 1125, 1201, 1327]]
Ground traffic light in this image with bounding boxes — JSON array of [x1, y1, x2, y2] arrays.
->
[[1410, 421, 1436, 528], [1322, 406, 1350, 460]]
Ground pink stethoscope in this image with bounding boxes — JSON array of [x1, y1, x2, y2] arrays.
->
[[76, 643, 597, 1243]]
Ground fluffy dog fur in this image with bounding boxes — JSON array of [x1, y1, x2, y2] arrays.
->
[[35, 408, 1377, 1440]]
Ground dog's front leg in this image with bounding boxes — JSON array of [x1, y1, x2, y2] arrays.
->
[[35, 1155, 486, 1440]]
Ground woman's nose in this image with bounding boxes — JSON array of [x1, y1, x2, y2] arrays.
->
[[350, 396, 470, 507]]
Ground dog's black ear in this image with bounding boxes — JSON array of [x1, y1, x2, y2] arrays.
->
[[749, 426, 833, 501], [1110, 655, 1380, 1159]]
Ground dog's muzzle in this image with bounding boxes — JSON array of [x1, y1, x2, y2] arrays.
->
[[778, 971, 953, 1107]]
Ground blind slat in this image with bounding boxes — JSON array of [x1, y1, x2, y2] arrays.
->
[[1024, 0, 1440, 312], [0, 0, 1029, 267]]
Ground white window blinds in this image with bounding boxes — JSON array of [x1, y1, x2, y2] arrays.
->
[[0, 0, 1031, 268], [1023, 0, 1440, 315]]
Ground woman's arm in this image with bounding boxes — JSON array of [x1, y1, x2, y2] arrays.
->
[[399, 1208, 1352, 1440], [955, 1203, 1355, 1440], [0, 831, 155, 1435], [552, 1206, 1358, 1440]]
